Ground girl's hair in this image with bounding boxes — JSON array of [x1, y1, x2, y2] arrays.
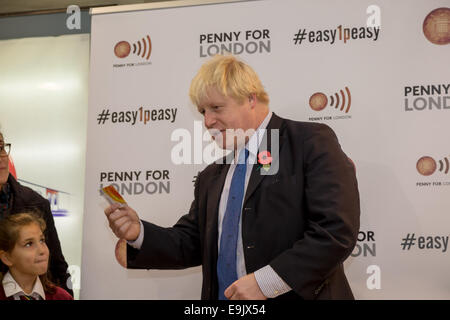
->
[[0, 212, 56, 294]]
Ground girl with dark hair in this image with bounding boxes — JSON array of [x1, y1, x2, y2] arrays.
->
[[0, 131, 72, 295], [0, 212, 72, 300]]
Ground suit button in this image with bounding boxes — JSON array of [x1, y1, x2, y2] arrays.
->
[[246, 245, 255, 249], [244, 207, 252, 212]]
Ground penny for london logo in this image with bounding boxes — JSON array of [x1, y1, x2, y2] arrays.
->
[[308, 87, 353, 121], [416, 154, 450, 187], [113, 34, 152, 68]]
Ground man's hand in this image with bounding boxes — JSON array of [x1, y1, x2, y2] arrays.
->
[[224, 273, 267, 300], [104, 203, 141, 241]]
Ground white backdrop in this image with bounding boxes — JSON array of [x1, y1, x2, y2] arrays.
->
[[82, 0, 450, 299]]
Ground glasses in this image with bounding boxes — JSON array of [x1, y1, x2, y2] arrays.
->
[[0, 143, 11, 157]]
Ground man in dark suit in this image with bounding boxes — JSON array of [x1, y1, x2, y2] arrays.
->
[[105, 54, 360, 300], [0, 132, 73, 296]]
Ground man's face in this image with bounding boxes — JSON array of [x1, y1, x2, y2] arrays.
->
[[198, 87, 253, 150], [2, 223, 49, 279], [0, 134, 9, 185]]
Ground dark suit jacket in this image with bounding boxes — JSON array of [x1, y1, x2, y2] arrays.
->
[[4, 175, 73, 296], [127, 113, 360, 300]]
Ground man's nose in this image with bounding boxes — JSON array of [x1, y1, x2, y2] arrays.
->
[[203, 110, 216, 129]]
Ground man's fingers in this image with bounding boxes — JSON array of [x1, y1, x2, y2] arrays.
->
[[224, 283, 236, 300], [222, 274, 267, 300], [104, 204, 140, 240], [108, 208, 129, 222], [111, 214, 128, 228], [104, 203, 121, 216], [118, 220, 132, 236]]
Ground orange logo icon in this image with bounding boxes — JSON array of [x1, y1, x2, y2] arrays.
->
[[114, 35, 152, 60], [114, 41, 131, 58], [423, 8, 450, 45], [417, 155, 449, 176], [416, 156, 437, 176], [309, 87, 351, 113], [309, 93, 328, 111]]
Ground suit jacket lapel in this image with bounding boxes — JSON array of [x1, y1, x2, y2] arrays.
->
[[244, 113, 285, 205]]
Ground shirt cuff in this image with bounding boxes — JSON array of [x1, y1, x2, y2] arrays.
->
[[127, 220, 144, 249], [254, 265, 292, 298]]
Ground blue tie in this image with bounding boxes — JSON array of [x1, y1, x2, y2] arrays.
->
[[217, 148, 249, 300]]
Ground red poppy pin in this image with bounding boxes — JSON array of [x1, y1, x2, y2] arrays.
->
[[257, 150, 272, 172]]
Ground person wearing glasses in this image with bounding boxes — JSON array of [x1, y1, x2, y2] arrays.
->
[[0, 131, 73, 297]]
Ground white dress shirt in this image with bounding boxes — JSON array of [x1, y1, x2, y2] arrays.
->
[[2, 271, 45, 300], [130, 111, 291, 298]]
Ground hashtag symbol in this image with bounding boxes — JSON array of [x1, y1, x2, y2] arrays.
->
[[97, 109, 110, 125], [293, 29, 307, 45], [401, 233, 416, 250]]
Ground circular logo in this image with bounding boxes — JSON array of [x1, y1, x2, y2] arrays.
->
[[309, 92, 328, 111], [416, 156, 437, 176], [423, 7, 450, 45], [114, 41, 131, 58]]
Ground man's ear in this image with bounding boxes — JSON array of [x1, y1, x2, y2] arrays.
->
[[0, 250, 13, 267], [248, 93, 256, 107]]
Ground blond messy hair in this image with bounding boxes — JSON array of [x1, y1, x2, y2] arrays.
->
[[189, 54, 269, 109]]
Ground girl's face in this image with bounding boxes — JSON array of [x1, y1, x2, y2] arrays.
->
[[4, 223, 49, 278]]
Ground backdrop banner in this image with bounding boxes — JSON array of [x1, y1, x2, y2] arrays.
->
[[82, 0, 450, 299]]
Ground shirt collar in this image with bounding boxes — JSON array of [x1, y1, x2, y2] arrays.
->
[[2, 271, 46, 300]]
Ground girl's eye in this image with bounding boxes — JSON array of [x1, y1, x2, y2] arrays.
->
[[25, 242, 32, 247], [40, 239, 45, 244]]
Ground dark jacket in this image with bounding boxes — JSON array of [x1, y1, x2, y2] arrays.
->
[[127, 113, 360, 300], [6, 174, 73, 296]]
